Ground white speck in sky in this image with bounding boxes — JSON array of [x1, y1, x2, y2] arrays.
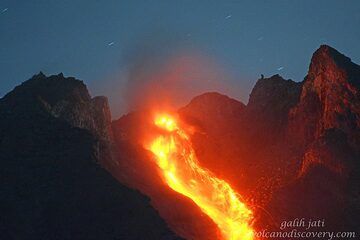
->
[[277, 66, 284, 71], [2, 8, 8, 13], [257, 36, 264, 41], [108, 42, 115, 46], [225, 14, 232, 19]]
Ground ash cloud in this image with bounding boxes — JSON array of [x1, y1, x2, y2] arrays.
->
[[121, 32, 239, 114]]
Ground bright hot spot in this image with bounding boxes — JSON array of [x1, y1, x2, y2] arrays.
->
[[145, 114, 254, 240]]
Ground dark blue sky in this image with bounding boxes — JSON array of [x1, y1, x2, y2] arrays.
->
[[1, 1, 360, 117]]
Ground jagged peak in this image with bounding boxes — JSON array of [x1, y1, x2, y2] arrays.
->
[[263, 74, 284, 80], [305, 45, 360, 89], [3, 72, 91, 106], [309, 45, 359, 76], [248, 74, 301, 106], [314, 45, 350, 63], [255, 74, 297, 85], [27, 72, 86, 89], [314, 45, 345, 58], [33, 71, 46, 79]]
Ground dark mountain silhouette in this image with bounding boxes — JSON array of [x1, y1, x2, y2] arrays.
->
[[0, 73, 180, 240]]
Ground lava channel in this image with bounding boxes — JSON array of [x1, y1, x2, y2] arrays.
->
[[144, 113, 254, 240]]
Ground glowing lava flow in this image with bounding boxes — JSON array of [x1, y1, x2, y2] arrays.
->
[[145, 114, 254, 240]]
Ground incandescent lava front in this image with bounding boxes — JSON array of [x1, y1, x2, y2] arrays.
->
[[144, 113, 255, 240]]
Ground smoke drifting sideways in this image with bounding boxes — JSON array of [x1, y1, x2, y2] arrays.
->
[[102, 31, 248, 119], [120, 38, 246, 115]]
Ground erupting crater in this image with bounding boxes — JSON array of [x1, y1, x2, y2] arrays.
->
[[144, 113, 255, 240]]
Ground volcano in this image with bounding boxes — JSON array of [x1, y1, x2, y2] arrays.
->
[[109, 45, 360, 240], [1, 45, 360, 240]]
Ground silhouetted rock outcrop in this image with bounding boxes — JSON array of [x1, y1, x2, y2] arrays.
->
[[0, 73, 180, 240]]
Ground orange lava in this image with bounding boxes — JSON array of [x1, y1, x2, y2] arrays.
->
[[145, 114, 254, 240]]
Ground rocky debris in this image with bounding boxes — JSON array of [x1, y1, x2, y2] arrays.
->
[[0, 73, 180, 240]]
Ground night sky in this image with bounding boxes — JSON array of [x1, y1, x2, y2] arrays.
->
[[1, 1, 360, 117]]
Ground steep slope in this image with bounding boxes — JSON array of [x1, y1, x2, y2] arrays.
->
[[0, 73, 180, 240], [263, 45, 360, 234], [286, 45, 360, 178], [289, 45, 360, 150]]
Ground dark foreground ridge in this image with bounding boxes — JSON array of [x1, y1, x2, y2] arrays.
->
[[0, 73, 181, 240]]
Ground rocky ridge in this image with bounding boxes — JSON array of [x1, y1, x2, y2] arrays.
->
[[0, 73, 180, 240]]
